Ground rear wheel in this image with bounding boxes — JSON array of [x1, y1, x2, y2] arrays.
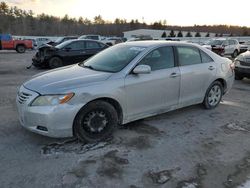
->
[[49, 57, 63, 69], [74, 101, 118, 143], [232, 50, 238, 58], [16, 45, 26, 53], [203, 81, 223, 109]]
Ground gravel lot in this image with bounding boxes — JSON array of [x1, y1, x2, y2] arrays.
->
[[1, 50, 250, 188]]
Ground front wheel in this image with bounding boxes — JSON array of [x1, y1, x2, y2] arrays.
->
[[74, 101, 118, 143], [203, 81, 223, 109], [49, 57, 63, 69], [232, 50, 238, 58]]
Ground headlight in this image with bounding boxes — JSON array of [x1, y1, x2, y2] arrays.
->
[[234, 60, 240, 66], [31, 93, 74, 106]]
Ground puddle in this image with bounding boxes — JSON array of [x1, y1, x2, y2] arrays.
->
[[41, 138, 112, 155], [70, 150, 129, 180], [221, 121, 250, 134], [97, 150, 129, 179], [124, 136, 152, 150], [121, 121, 163, 136]]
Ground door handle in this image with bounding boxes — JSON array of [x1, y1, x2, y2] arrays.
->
[[208, 66, 215, 70], [81, 51, 86, 54], [170, 72, 179, 78]]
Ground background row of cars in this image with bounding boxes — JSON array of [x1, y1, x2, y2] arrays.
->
[[31, 35, 126, 49], [18, 34, 249, 80]]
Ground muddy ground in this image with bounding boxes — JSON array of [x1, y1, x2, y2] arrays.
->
[[1, 50, 250, 188]]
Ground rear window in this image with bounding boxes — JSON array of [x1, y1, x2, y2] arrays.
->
[[208, 40, 223, 45], [200, 50, 213, 63], [177, 47, 202, 66]]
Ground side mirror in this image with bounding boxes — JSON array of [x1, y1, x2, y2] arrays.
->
[[133, 65, 151, 74]]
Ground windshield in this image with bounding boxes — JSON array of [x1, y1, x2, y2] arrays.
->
[[79, 45, 146, 73], [55, 40, 72, 49], [207, 40, 224, 45]]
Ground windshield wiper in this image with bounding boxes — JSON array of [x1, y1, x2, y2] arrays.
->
[[83, 65, 95, 70]]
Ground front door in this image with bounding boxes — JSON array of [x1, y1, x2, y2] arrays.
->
[[62, 41, 85, 64], [124, 46, 180, 121]]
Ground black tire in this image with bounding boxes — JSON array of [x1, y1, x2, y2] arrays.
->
[[49, 57, 63, 69], [203, 81, 223, 109], [235, 74, 244, 80], [74, 101, 118, 143], [16, 45, 26, 53], [231, 50, 238, 58]]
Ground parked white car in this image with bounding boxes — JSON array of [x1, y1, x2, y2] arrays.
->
[[16, 41, 234, 142], [203, 38, 240, 58], [79, 35, 120, 46], [239, 41, 250, 53]]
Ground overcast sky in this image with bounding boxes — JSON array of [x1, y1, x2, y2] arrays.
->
[[4, 0, 250, 26]]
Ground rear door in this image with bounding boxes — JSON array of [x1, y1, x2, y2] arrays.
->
[[61, 41, 85, 64], [176, 46, 216, 107]]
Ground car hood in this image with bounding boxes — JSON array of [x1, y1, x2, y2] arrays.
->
[[38, 43, 55, 50], [24, 65, 113, 94], [240, 50, 250, 58], [203, 45, 212, 50]]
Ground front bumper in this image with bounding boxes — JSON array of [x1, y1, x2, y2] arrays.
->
[[235, 66, 250, 78], [32, 54, 49, 67], [16, 85, 83, 138], [240, 49, 248, 54]]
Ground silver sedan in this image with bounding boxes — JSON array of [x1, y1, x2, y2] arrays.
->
[[16, 41, 234, 142]]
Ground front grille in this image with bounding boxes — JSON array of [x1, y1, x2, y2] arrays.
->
[[240, 61, 250, 67], [17, 91, 32, 104]]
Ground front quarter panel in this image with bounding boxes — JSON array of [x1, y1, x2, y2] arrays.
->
[[69, 76, 127, 122]]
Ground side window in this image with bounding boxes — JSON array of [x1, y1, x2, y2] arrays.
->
[[98, 42, 106, 48], [86, 41, 101, 49], [223, 41, 229, 46], [200, 50, 213, 63], [229, 40, 234, 45], [177, 47, 202, 66], [66, 41, 84, 50], [139, 46, 175, 71]]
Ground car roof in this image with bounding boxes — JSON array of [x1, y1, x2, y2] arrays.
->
[[123, 40, 200, 48], [68, 39, 106, 43]]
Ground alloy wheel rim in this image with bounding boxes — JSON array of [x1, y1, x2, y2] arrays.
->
[[208, 85, 221, 106]]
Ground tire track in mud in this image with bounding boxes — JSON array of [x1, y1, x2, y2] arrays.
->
[[41, 137, 113, 155], [41, 121, 163, 156]]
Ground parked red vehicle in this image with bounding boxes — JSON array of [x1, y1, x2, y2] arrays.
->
[[0, 34, 33, 53]]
